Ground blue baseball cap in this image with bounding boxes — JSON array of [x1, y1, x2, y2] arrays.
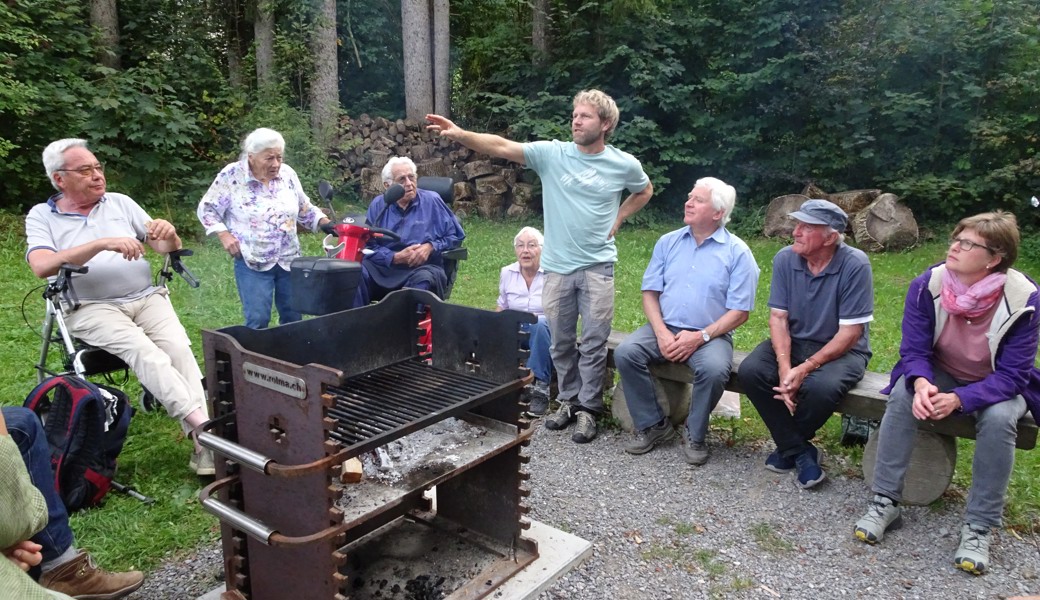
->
[[788, 199, 848, 231]]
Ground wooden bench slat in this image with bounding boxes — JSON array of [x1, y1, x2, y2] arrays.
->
[[607, 332, 1038, 450]]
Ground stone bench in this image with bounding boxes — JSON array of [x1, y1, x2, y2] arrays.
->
[[605, 329, 1038, 505]]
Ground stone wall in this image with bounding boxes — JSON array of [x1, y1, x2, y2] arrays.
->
[[331, 115, 537, 219]]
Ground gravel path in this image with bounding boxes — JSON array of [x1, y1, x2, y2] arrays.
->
[[127, 424, 1040, 600]]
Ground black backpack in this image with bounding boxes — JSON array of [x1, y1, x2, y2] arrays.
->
[[23, 376, 133, 511]]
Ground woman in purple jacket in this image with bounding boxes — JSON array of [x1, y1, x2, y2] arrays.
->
[[853, 211, 1040, 575]]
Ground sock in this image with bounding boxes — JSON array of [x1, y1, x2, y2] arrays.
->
[[42, 546, 78, 573]]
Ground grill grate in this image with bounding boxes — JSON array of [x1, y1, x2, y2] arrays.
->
[[326, 359, 506, 458]]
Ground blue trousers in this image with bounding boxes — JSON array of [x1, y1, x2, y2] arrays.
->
[[873, 371, 1026, 527], [233, 259, 301, 329], [614, 323, 733, 442], [522, 316, 554, 384], [2, 406, 74, 563]]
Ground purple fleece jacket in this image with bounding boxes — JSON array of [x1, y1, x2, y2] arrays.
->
[[882, 262, 1040, 424]]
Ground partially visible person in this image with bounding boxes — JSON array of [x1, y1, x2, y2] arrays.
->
[[498, 226, 553, 417], [427, 89, 653, 444], [26, 138, 213, 475], [615, 178, 759, 465], [2, 407, 144, 599], [197, 127, 331, 329], [353, 157, 465, 306], [853, 211, 1040, 575], [737, 199, 873, 489]]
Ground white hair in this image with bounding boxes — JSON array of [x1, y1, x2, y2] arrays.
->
[[42, 138, 89, 191], [381, 156, 418, 185], [239, 128, 285, 161], [694, 177, 736, 225], [513, 226, 544, 247]]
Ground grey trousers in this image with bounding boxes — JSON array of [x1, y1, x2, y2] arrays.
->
[[614, 322, 733, 441], [542, 263, 614, 413], [872, 371, 1026, 527]]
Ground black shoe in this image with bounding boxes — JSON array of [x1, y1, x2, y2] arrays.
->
[[571, 411, 598, 443]]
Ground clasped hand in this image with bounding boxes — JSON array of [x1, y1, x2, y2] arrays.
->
[[911, 379, 961, 420], [773, 364, 809, 415], [3, 540, 43, 572], [656, 329, 701, 364], [392, 243, 432, 268]]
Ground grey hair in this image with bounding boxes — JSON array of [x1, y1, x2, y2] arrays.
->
[[694, 177, 736, 225], [513, 226, 544, 247], [381, 156, 418, 185], [42, 138, 89, 191], [239, 128, 285, 161]]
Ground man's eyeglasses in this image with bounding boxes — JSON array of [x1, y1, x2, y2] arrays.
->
[[949, 237, 994, 253], [514, 242, 541, 250], [58, 163, 105, 176]]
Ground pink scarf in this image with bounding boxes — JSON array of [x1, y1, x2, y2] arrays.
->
[[940, 267, 1006, 318]]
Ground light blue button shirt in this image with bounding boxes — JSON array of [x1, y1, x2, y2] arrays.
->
[[641, 226, 759, 329]]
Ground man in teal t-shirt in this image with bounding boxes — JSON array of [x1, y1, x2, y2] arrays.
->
[[426, 89, 653, 444]]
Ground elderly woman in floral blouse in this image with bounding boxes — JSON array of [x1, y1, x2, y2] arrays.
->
[[198, 128, 330, 329]]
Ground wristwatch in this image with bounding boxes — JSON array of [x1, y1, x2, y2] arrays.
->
[[701, 329, 711, 343]]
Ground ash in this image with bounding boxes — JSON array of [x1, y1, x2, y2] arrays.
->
[[358, 417, 488, 485]]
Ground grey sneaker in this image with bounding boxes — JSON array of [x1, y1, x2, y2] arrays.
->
[[524, 381, 550, 418], [854, 494, 902, 544], [681, 429, 709, 466], [954, 523, 991, 575], [571, 411, 598, 443], [624, 420, 676, 455], [544, 403, 576, 431], [190, 447, 215, 476]]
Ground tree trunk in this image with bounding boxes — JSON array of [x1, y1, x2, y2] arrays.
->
[[432, 0, 450, 116], [310, 0, 339, 145], [532, 0, 549, 66], [223, 0, 247, 90], [401, 0, 433, 120], [90, 0, 121, 69], [255, 0, 275, 89]]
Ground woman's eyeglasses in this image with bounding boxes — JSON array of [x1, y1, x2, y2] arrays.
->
[[949, 237, 994, 253]]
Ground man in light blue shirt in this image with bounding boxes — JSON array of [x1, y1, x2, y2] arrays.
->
[[426, 89, 653, 444], [615, 178, 759, 465]]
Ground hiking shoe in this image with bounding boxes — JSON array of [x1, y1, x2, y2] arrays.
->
[[854, 494, 902, 544], [681, 429, 709, 466], [190, 447, 215, 476], [764, 449, 796, 473], [954, 523, 991, 575], [544, 403, 576, 431], [571, 411, 598, 443], [524, 381, 550, 418], [624, 420, 676, 455], [40, 550, 144, 600], [793, 445, 826, 489]]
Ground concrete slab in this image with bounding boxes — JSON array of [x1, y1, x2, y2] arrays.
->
[[196, 519, 591, 600]]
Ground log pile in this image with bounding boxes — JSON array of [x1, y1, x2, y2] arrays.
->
[[330, 115, 537, 219], [763, 183, 919, 252]]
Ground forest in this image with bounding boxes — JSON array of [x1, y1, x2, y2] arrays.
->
[[1, 0, 1038, 229]]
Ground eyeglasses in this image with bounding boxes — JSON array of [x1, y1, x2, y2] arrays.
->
[[949, 237, 994, 253], [58, 163, 105, 176], [514, 242, 541, 250]]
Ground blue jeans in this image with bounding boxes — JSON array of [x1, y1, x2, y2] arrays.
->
[[522, 316, 553, 384], [2, 407, 74, 563], [872, 371, 1026, 527], [738, 339, 868, 457], [614, 323, 733, 442], [234, 259, 301, 329], [542, 264, 615, 413]]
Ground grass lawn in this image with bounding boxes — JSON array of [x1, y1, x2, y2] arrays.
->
[[0, 210, 1037, 574]]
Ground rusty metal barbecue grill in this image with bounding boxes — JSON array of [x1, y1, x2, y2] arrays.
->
[[197, 289, 539, 600]]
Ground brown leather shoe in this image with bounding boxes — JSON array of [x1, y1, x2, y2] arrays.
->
[[40, 551, 145, 600]]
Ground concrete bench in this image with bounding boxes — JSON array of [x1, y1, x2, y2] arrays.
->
[[605, 329, 1038, 505]]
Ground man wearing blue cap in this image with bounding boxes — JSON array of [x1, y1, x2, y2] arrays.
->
[[737, 199, 874, 489]]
